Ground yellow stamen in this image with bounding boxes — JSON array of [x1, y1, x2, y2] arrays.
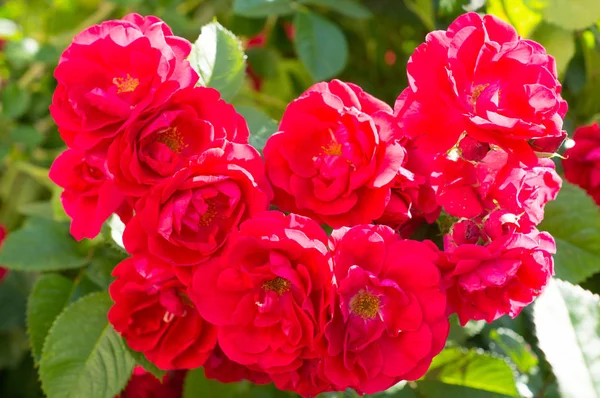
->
[[262, 277, 291, 295], [199, 200, 218, 227], [469, 83, 490, 106], [113, 74, 140, 94], [350, 290, 380, 319], [156, 127, 188, 153]]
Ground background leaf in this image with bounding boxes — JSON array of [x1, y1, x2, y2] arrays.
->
[[39, 293, 134, 398], [189, 21, 247, 102], [539, 182, 600, 284], [293, 10, 348, 81], [235, 105, 278, 153], [533, 279, 600, 398], [26, 274, 74, 363], [424, 347, 520, 397], [0, 218, 87, 272], [232, 0, 295, 18], [298, 0, 372, 19]]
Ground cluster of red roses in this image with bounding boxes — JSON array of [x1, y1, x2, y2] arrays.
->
[[49, 12, 565, 396]]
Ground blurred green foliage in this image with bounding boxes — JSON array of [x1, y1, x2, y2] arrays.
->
[[1, 0, 600, 397]]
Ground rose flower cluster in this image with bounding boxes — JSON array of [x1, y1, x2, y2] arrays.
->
[[49, 12, 564, 396]]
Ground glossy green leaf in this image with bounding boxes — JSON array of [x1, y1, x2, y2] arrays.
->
[[534, 279, 600, 398], [0, 218, 87, 272], [235, 105, 278, 153], [416, 381, 514, 398], [232, 0, 295, 17], [489, 328, 538, 374], [425, 347, 519, 396], [189, 21, 247, 102], [39, 293, 135, 398], [27, 274, 74, 363], [539, 182, 600, 284], [298, 0, 372, 19], [294, 10, 348, 81]]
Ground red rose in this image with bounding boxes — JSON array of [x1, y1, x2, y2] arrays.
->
[[203, 345, 270, 385], [264, 79, 405, 228], [442, 222, 555, 325], [376, 140, 440, 237], [270, 359, 332, 397], [431, 145, 561, 227], [563, 122, 600, 204], [49, 147, 127, 240], [396, 12, 567, 163], [323, 225, 448, 394], [117, 367, 185, 398], [191, 211, 331, 374], [108, 255, 217, 370], [123, 141, 271, 265], [50, 13, 197, 150], [108, 86, 249, 197], [0, 225, 7, 283]]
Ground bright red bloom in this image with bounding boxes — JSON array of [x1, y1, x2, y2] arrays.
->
[[51, 13, 197, 149], [191, 211, 331, 374], [431, 145, 561, 227], [323, 225, 449, 394], [376, 140, 440, 237], [442, 222, 555, 325], [563, 122, 600, 204], [396, 12, 567, 163], [123, 141, 271, 265], [117, 367, 185, 398], [108, 86, 249, 197], [203, 345, 270, 385], [264, 79, 405, 228], [108, 255, 217, 370], [49, 146, 127, 240], [270, 359, 333, 397]]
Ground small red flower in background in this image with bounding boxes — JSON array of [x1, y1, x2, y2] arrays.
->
[[117, 367, 185, 398], [396, 12, 567, 164], [0, 225, 7, 283], [323, 225, 449, 394], [122, 141, 271, 266], [264, 79, 405, 228], [108, 255, 217, 370], [191, 211, 331, 375], [563, 122, 600, 204], [50, 13, 197, 150]]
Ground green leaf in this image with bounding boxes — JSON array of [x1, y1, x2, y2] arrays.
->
[[530, 0, 600, 31], [298, 0, 372, 19], [10, 125, 43, 151], [189, 21, 247, 102], [530, 22, 574, 77], [416, 381, 514, 398], [1, 82, 31, 119], [235, 105, 278, 153], [425, 347, 519, 397], [0, 330, 28, 370], [125, 345, 165, 381], [183, 368, 250, 397], [489, 328, 538, 374], [86, 247, 125, 290], [539, 182, 600, 284], [0, 218, 88, 272], [232, 0, 295, 17], [0, 272, 28, 332], [293, 10, 348, 81], [39, 293, 135, 398], [404, 0, 435, 31], [486, 0, 542, 38], [533, 279, 600, 398], [27, 274, 74, 363], [447, 314, 486, 345]]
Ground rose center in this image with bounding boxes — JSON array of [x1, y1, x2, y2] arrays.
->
[[469, 83, 489, 106], [321, 141, 343, 156], [350, 290, 380, 319], [156, 127, 187, 153], [262, 277, 291, 295], [113, 74, 140, 94], [199, 200, 218, 227]]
